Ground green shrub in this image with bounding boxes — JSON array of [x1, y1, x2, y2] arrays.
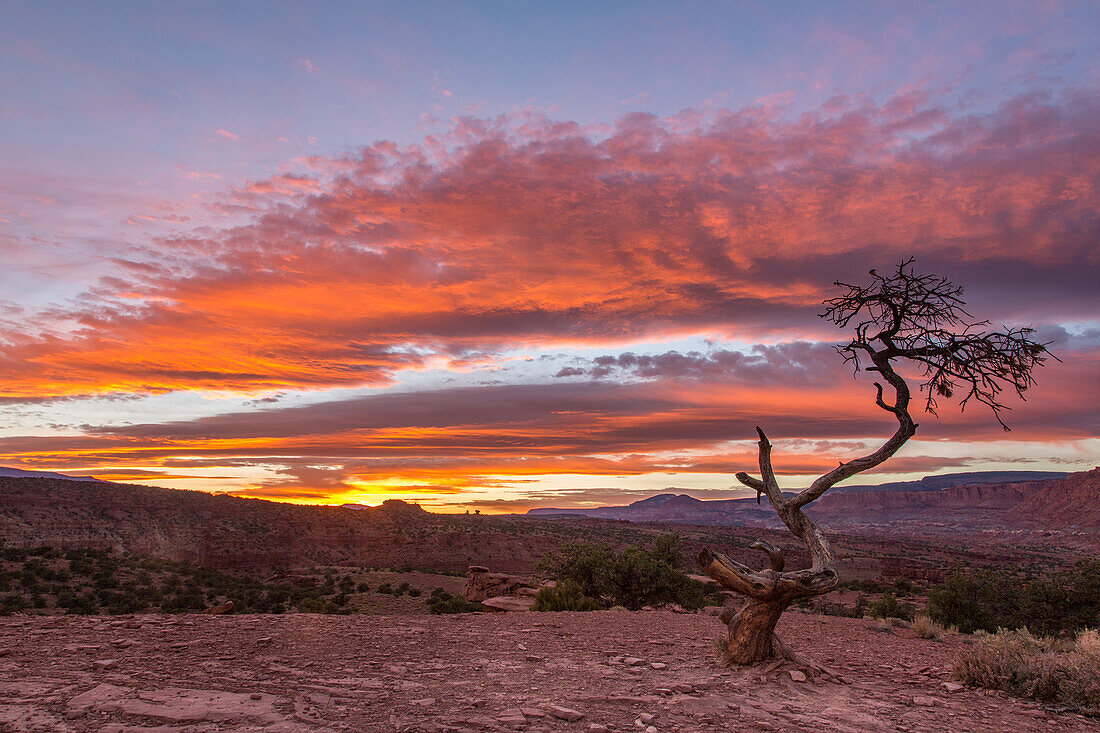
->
[[868, 591, 915, 621], [0, 593, 27, 614], [64, 593, 99, 615], [930, 562, 1100, 635], [296, 596, 326, 613], [538, 534, 706, 611], [533, 579, 601, 612], [426, 589, 481, 614], [162, 591, 205, 612], [538, 541, 616, 601], [840, 578, 888, 594]]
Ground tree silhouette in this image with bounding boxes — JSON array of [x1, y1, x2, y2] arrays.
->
[[698, 259, 1053, 666]]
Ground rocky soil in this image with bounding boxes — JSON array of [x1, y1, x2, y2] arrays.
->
[[0, 610, 1094, 732]]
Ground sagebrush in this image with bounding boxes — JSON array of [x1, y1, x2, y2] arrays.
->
[[954, 628, 1100, 715]]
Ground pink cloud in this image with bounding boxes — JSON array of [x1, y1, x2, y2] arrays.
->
[[0, 88, 1094, 400]]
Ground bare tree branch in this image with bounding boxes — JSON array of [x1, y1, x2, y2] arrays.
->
[[699, 258, 1054, 666]]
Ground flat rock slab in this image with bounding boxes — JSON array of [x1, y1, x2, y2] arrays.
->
[[480, 595, 537, 612], [68, 683, 279, 724]]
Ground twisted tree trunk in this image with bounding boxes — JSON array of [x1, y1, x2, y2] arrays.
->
[[700, 358, 916, 665], [697, 429, 845, 664]]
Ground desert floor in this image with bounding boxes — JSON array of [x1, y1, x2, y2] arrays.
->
[[0, 610, 1094, 732]]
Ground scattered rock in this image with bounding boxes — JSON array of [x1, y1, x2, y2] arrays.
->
[[912, 695, 938, 707], [547, 705, 584, 722], [789, 670, 808, 682], [942, 682, 965, 693], [91, 659, 118, 670], [649, 662, 667, 670]]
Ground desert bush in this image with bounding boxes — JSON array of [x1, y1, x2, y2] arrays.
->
[[533, 579, 601, 612], [840, 578, 888, 594], [893, 578, 917, 595], [296, 596, 326, 613], [0, 593, 27, 614], [426, 588, 481, 614], [954, 628, 1100, 715], [538, 541, 616, 601], [930, 562, 1100, 635], [912, 613, 944, 640], [162, 591, 205, 612], [63, 593, 99, 615], [867, 591, 915, 621], [538, 534, 706, 611]]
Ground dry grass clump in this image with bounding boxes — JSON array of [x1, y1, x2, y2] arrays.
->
[[871, 617, 895, 634], [912, 613, 944, 640], [954, 628, 1100, 716], [713, 635, 733, 667]]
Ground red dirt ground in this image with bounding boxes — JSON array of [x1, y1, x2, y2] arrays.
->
[[0, 610, 1094, 732]]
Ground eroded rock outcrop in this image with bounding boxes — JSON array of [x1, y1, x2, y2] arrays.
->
[[464, 566, 547, 610], [464, 566, 539, 602]]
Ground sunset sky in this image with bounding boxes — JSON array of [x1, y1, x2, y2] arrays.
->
[[1, 1, 1097, 511]]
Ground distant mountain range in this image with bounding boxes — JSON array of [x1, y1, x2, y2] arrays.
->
[[524, 469, 1098, 530], [0, 467, 102, 482]]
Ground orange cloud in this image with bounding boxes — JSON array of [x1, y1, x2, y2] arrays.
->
[[0, 89, 1095, 400]]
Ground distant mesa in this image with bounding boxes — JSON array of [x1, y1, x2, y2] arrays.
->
[[341, 499, 426, 517], [524, 470, 1085, 529], [0, 467, 103, 482]]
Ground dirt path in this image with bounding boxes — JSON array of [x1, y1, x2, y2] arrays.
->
[[0, 611, 1092, 732]]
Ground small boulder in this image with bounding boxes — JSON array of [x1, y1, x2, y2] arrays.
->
[[202, 600, 234, 615]]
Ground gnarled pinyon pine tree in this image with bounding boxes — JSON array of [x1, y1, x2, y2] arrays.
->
[[699, 259, 1053, 666]]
